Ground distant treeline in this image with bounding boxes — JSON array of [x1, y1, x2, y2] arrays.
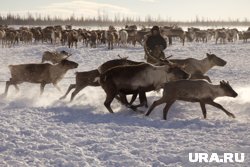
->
[[1, 13, 250, 27]]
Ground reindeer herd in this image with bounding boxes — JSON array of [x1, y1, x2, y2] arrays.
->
[[1, 24, 250, 48], [2, 48, 238, 120]]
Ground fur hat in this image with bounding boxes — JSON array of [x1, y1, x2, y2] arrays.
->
[[151, 26, 160, 33]]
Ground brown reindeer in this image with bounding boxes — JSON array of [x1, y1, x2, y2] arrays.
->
[[4, 29, 17, 47], [30, 27, 42, 43], [145, 80, 238, 120], [136, 29, 150, 46], [42, 26, 54, 43], [195, 30, 208, 43], [99, 63, 190, 113], [41, 50, 70, 64], [125, 29, 137, 46], [242, 31, 250, 43], [67, 30, 78, 48], [215, 29, 227, 44], [60, 59, 143, 102], [107, 31, 115, 50], [4, 59, 78, 96], [20, 30, 33, 44], [169, 53, 227, 83], [90, 31, 98, 48], [0, 29, 5, 46], [161, 26, 185, 46]]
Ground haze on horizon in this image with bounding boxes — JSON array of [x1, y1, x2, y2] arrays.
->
[[0, 0, 250, 21]]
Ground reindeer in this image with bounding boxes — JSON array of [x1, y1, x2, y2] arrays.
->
[[30, 27, 42, 43], [20, 30, 33, 44], [41, 50, 70, 64], [226, 28, 238, 42], [90, 31, 97, 48], [215, 29, 227, 44], [0, 29, 5, 46], [146, 80, 238, 120], [242, 31, 250, 43], [169, 53, 227, 83], [4, 58, 78, 96], [185, 27, 200, 42], [65, 25, 72, 30], [99, 63, 190, 113], [3, 29, 17, 47], [106, 31, 115, 50], [60, 69, 100, 101], [51, 30, 62, 44], [67, 30, 78, 48], [125, 25, 137, 30], [194, 30, 208, 43], [136, 29, 150, 46], [60, 58, 143, 101], [161, 26, 185, 46], [119, 30, 128, 47], [125, 29, 137, 46], [42, 26, 54, 44]]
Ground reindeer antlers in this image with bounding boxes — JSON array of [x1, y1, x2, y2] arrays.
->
[[220, 80, 230, 85], [117, 54, 128, 60]]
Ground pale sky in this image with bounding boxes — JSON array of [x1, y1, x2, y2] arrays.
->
[[0, 0, 250, 21]]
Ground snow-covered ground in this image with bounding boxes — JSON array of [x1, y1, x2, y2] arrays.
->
[[0, 39, 249, 166]]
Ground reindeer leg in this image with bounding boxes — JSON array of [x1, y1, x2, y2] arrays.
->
[[145, 97, 166, 116], [40, 83, 46, 96], [70, 86, 85, 102], [115, 93, 128, 105], [130, 92, 148, 110], [60, 84, 76, 100], [206, 100, 235, 118], [128, 91, 148, 110], [4, 81, 11, 96], [4, 79, 19, 96], [139, 92, 148, 108], [200, 102, 207, 119], [129, 93, 138, 105], [53, 84, 61, 92], [163, 100, 175, 120], [104, 91, 116, 113]]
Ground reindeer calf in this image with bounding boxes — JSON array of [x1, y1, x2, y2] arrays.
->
[[146, 80, 238, 120]]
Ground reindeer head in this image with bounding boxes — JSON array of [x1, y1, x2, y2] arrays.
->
[[207, 53, 227, 66], [60, 50, 70, 56], [60, 54, 78, 69], [60, 59, 78, 69], [220, 80, 238, 97]]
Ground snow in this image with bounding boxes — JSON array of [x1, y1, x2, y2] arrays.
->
[[0, 39, 250, 166]]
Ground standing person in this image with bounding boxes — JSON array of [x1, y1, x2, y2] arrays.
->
[[144, 26, 167, 64]]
